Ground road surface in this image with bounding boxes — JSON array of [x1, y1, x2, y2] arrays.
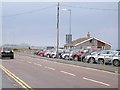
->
[[1, 53, 119, 88], [2, 71, 21, 88]]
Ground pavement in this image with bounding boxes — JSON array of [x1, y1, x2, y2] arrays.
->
[[1, 53, 119, 88]]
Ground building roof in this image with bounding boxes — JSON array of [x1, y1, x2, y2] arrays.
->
[[64, 37, 111, 47], [72, 37, 91, 45], [64, 37, 91, 46]]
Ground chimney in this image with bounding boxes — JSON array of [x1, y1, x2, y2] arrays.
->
[[87, 32, 90, 38]]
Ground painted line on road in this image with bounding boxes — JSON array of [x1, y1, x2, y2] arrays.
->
[[33, 63, 42, 67], [0, 64, 32, 90], [44, 66, 55, 70], [44, 60, 118, 75], [28, 62, 32, 64], [1, 60, 14, 62], [25, 55, 118, 75], [60, 71, 76, 76], [83, 77, 110, 87]]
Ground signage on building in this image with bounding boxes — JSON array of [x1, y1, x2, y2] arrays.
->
[[66, 34, 72, 44]]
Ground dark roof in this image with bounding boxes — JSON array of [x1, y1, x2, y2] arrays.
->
[[72, 37, 91, 45], [64, 37, 91, 46], [64, 37, 111, 47]]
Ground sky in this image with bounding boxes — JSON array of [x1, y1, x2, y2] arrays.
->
[[1, 2, 118, 49]]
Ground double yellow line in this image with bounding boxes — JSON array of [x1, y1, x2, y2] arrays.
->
[[0, 64, 32, 90]]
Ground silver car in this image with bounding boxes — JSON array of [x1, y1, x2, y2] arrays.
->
[[111, 51, 120, 66], [85, 50, 118, 64]]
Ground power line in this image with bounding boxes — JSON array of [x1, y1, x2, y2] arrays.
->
[[2, 5, 56, 17], [61, 4, 118, 11], [2, 4, 118, 18]]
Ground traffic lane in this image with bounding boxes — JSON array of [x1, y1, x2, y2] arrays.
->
[[2, 58, 112, 88], [15, 54, 118, 88], [2, 60, 104, 88], [16, 55, 118, 87], [16, 51, 119, 73]]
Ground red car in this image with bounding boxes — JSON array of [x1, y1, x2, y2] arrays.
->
[[72, 48, 100, 61], [37, 50, 46, 56], [72, 50, 87, 61]]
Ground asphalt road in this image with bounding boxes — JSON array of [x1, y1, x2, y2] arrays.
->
[[16, 51, 119, 73], [1, 53, 119, 88], [2, 71, 21, 88]]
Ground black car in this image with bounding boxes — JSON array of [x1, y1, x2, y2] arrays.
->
[[0, 48, 14, 59]]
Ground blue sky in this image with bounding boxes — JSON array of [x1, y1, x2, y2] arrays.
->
[[2, 2, 118, 49]]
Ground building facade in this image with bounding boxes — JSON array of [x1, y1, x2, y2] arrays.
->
[[64, 33, 111, 50]]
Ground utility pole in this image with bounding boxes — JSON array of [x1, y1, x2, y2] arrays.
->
[[56, 2, 60, 58]]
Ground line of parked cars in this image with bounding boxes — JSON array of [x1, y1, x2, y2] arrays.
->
[[34, 48, 120, 67]]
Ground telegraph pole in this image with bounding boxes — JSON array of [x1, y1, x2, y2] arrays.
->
[[56, 2, 60, 58]]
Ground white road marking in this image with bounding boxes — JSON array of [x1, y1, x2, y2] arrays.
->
[[2, 60, 14, 62], [19, 54, 118, 75], [60, 71, 76, 76], [42, 60, 118, 75], [83, 77, 110, 86], [33, 63, 42, 66], [28, 62, 32, 64], [44, 66, 55, 70]]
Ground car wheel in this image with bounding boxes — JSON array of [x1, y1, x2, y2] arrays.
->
[[64, 55, 69, 60], [98, 59, 104, 64], [82, 58, 86, 62], [113, 60, 120, 67], [1, 56, 3, 59], [11, 56, 14, 59], [74, 56, 79, 61], [47, 54, 50, 58], [88, 57, 95, 63], [40, 54, 43, 57]]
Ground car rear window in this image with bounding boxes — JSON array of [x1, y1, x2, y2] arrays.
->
[[3, 48, 12, 51]]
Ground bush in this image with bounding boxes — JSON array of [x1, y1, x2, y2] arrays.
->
[[13, 48, 20, 52]]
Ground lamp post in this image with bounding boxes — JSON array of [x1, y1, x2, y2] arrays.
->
[[62, 9, 72, 60], [62, 9, 72, 49], [62, 9, 71, 35]]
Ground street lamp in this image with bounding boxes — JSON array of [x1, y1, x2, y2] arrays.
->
[[62, 9, 72, 49], [62, 9, 72, 60], [62, 9, 71, 35]]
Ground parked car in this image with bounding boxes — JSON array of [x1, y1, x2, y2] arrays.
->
[[34, 50, 42, 55], [85, 50, 118, 64], [0, 48, 14, 59], [61, 49, 80, 60], [37, 50, 46, 56], [82, 49, 101, 62], [44, 49, 54, 58], [71, 48, 98, 61], [105, 51, 120, 66], [51, 49, 64, 58], [111, 51, 120, 66], [61, 49, 73, 60], [84, 50, 101, 63]]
